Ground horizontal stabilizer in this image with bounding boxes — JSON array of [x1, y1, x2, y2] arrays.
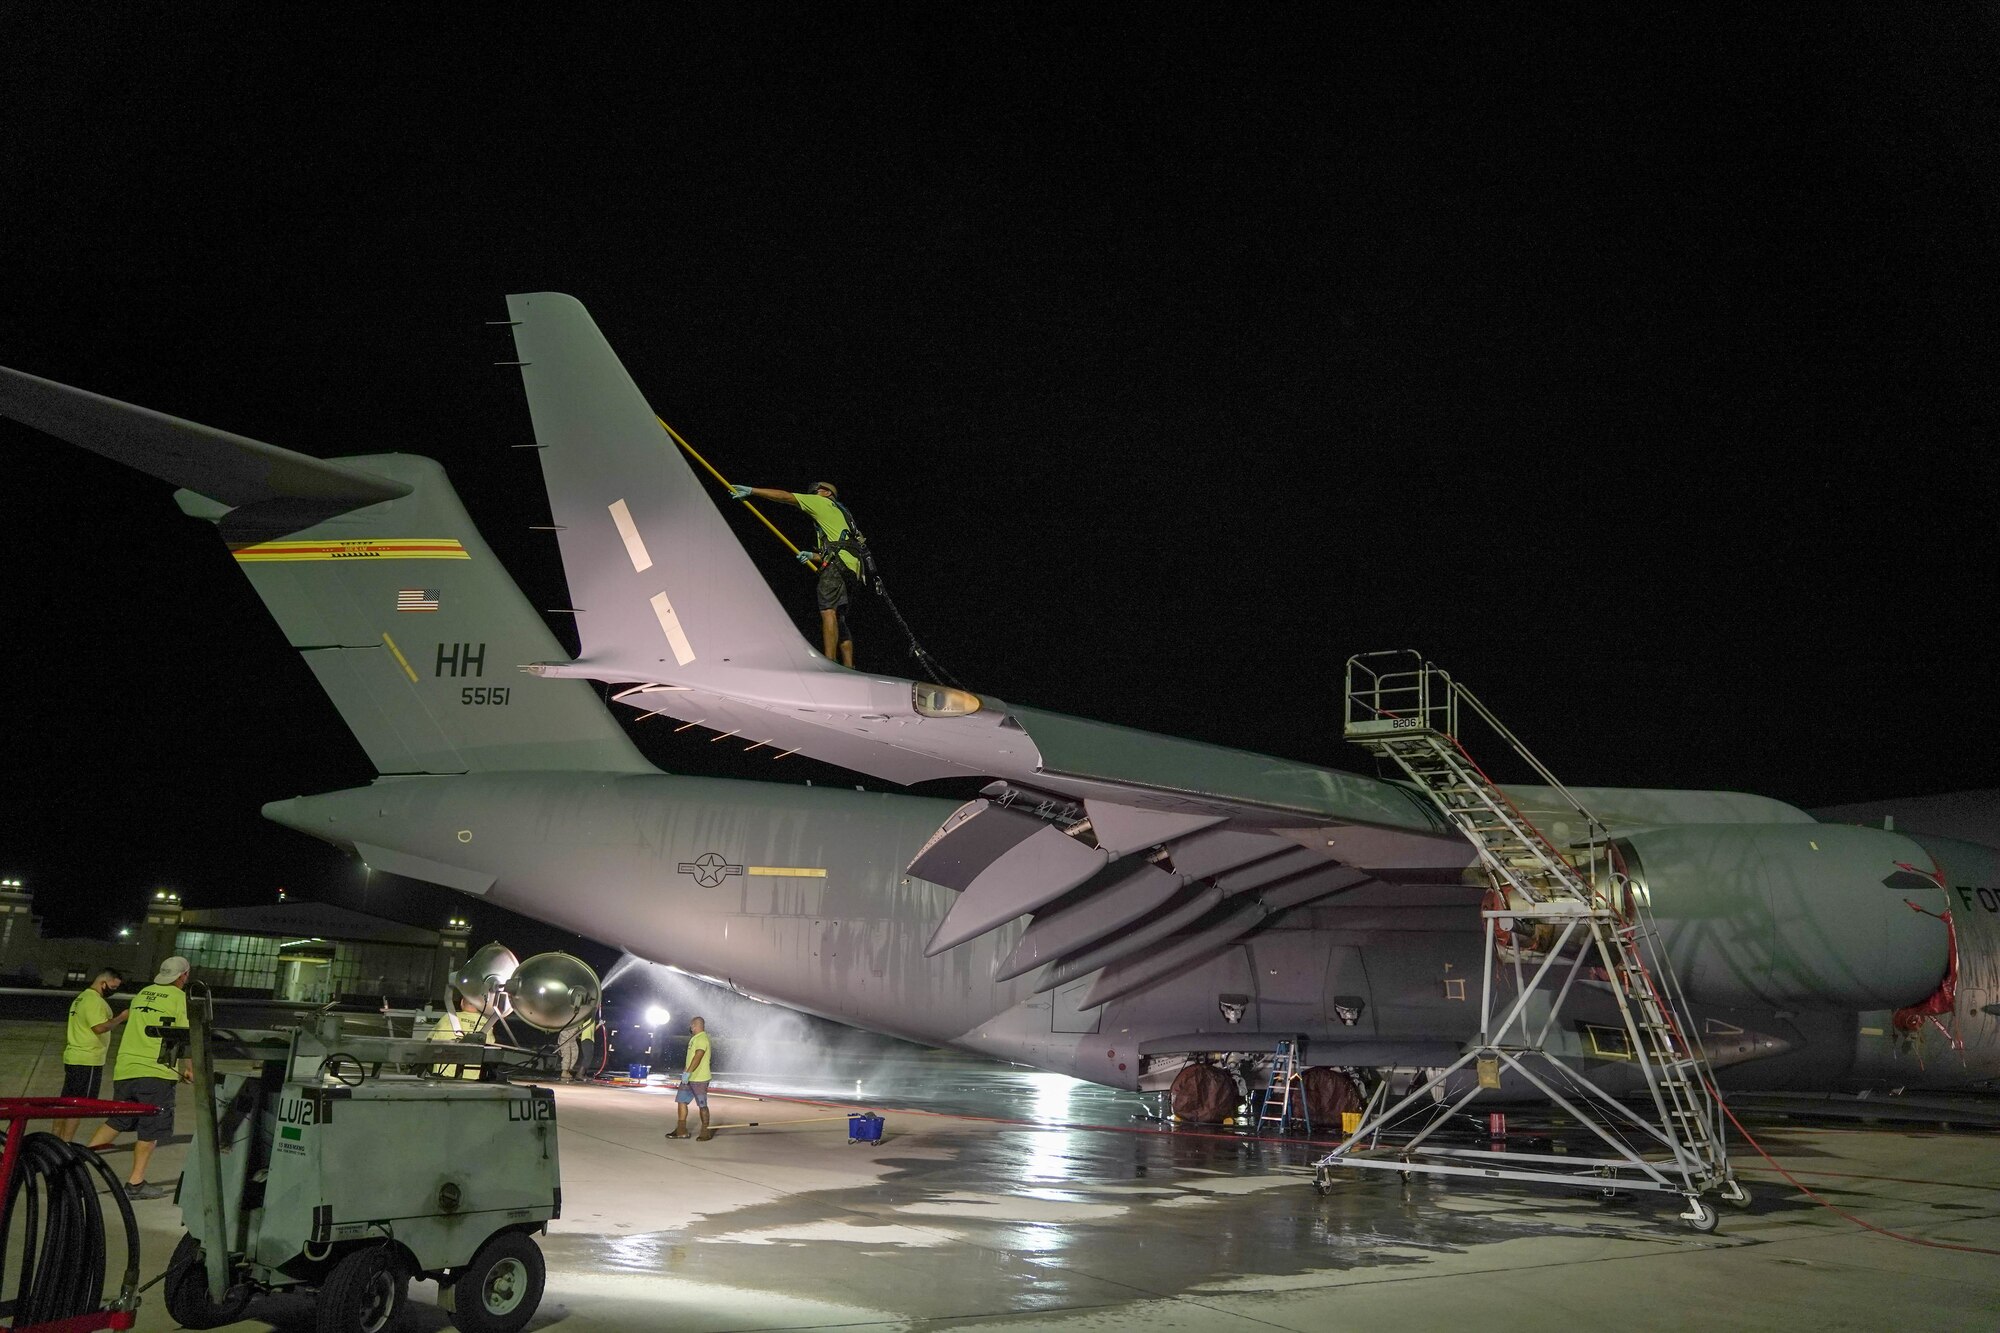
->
[[0, 365, 408, 513]]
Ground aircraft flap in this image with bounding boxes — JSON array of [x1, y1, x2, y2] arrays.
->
[[1084, 800, 1223, 856], [905, 801, 1049, 891], [923, 824, 1109, 955], [1083, 903, 1269, 1008], [994, 863, 1184, 982], [1036, 884, 1225, 991]]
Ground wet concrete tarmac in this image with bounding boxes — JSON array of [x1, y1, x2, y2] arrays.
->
[[4, 1015, 1999, 1330]]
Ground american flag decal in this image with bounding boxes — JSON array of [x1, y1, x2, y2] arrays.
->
[[396, 589, 441, 612]]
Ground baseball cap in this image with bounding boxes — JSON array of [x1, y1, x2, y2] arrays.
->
[[153, 956, 192, 984]]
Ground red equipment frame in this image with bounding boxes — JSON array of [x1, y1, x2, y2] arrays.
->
[[0, 1096, 161, 1333]]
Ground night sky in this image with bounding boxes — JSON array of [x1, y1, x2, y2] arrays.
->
[[4, 8, 1995, 954]]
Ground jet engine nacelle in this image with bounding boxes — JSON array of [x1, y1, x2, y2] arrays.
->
[[1619, 822, 1951, 1012]]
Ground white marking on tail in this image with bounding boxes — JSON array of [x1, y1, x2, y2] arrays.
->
[[609, 499, 654, 573], [650, 591, 696, 666]]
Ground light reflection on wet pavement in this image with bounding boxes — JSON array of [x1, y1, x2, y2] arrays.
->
[[544, 1046, 1764, 1325]]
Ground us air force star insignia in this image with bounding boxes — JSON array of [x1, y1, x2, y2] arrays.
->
[[676, 852, 744, 888]]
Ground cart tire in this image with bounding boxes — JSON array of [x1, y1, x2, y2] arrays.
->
[[163, 1233, 253, 1330], [447, 1231, 545, 1333], [316, 1244, 409, 1333], [1682, 1200, 1720, 1234]]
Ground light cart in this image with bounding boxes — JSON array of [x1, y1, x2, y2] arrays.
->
[[165, 992, 576, 1331]]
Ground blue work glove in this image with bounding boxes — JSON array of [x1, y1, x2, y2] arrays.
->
[[797, 550, 819, 566], [728, 484, 753, 500]]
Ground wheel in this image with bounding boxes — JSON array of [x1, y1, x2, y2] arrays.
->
[[1681, 1200, 1719, 1234], [1719, 1178, 1753, 1209], [445, 1231, 546, 1333], [316, 1244, 409, 1333], [163, 1233, 254, 1330]]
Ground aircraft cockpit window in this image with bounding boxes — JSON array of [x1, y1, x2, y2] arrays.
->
[[913, 684, 982, 717]]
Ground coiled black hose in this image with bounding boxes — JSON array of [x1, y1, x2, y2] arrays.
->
[[0, 1131, 141, 1324]]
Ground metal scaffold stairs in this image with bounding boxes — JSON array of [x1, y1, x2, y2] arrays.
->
[[1312, 652, 1745, 1231]]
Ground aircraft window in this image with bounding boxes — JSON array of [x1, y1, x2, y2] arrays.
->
[[913, 684, 982, 717]]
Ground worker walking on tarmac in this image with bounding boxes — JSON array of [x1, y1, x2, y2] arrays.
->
[[87, 956, 192, 1200], [667, 1015, 714, 1142], [54, 967, 126, 1141], [729, 481, 871, 667]]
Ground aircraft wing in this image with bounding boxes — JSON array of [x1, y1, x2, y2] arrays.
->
[[506, 293, 1479, 999]]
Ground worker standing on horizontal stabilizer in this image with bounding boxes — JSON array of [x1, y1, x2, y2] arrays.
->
[[729, 480, 871, 667]]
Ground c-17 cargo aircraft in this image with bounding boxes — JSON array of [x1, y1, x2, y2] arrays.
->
[[2, 295, 1995, 1125]]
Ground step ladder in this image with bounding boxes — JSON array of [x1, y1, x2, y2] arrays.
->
[[1257, 1038, 1309, 1133], [1313, 652, 1744, 1231]]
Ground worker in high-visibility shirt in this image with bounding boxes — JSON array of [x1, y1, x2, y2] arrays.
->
[[429, 989, 492, 1080], [729, 481, 871, 667], [560, 1012, 600, 1082], [667, 1016, 714, 1141], [55, 967, 127, 1141], [87, 956, 192, 1200]]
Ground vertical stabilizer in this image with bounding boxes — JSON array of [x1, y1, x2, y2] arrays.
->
[[178, 453, 653, 776], [504, 292, 836, 690]]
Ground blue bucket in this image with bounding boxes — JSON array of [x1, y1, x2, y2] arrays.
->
[[848, 1112, 884, 1143], [628, 1064, 651, 1080]]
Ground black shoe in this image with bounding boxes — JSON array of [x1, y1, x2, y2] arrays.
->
[[124, 1181, 172, 1200]]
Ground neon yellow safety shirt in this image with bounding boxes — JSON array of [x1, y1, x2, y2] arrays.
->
[[794, 494, 864, 576], [430, 1010, 490, 1080], [64, 987, 114, 1067], [685, 1031, 712, 1082], [113, 983, 189, 1082]]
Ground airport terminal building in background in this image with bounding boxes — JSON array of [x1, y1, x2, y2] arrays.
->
[[0, 882, 470, 1006]]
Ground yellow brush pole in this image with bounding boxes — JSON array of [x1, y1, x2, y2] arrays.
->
[[656, 416, 805, 559], [705, 1115, 859, 1132]]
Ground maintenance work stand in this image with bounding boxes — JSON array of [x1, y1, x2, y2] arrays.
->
[[1313, 652, 1747, 1231]]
